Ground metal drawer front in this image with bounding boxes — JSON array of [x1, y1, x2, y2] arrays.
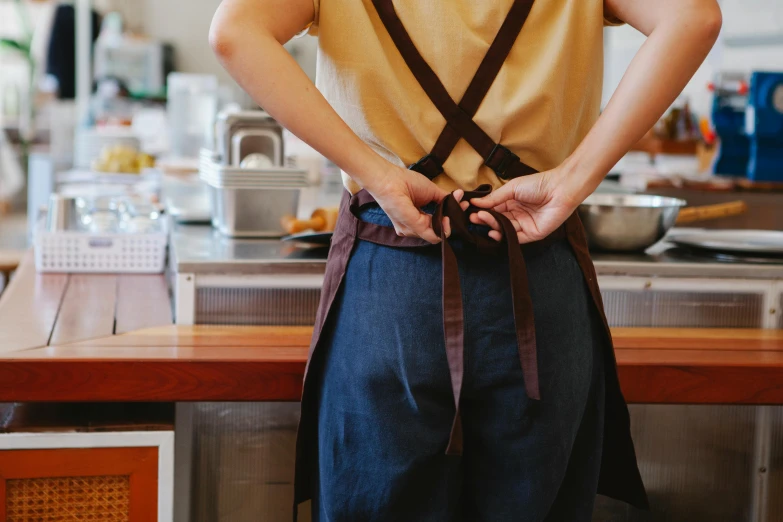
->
[[601, 290, 764, 328], [195, 287, 321, 325]]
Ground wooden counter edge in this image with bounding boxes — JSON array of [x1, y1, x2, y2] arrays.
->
[[3, 325, 783, 403], [0, 351, 783, 404], [39, 324, 783, 351]]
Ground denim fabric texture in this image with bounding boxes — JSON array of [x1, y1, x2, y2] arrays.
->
[[311, 203, 606, 522]]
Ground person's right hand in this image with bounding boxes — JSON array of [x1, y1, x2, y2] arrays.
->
[[362, 165, 450, 244]]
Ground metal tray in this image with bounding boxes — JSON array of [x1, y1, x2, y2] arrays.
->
[[281, 231, 333, 246], [207, 185, 301, 238], [668, 229, 783, 255]]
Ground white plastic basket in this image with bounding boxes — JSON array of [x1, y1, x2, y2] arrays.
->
[[35, 227, 168, 274]]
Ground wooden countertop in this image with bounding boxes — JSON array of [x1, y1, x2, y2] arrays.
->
[[3, 252, 783, 404]]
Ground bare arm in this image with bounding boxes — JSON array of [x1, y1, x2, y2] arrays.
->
[[210, 0, 380, 188], [473, 0, 722, 242], [209, 0, 447, 243], [563, 0, 722, 203]]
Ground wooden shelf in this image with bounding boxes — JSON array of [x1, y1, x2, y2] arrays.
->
[[629, 134, 700, 156]]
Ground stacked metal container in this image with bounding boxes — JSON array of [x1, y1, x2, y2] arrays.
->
[[201, 110, 308, 237]]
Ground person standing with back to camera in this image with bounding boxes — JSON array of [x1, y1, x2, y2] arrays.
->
[[210, 0, 721, 520]]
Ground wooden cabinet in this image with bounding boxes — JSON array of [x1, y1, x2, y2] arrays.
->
[[0, 432, 173, 522]]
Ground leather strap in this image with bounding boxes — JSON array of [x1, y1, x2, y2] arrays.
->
[[372, 0, 536, 179]]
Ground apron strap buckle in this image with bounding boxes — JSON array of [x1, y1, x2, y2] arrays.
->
[[408, 153, 444, 179], [484, 143, 520, 179]]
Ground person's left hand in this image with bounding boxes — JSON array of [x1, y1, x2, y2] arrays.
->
[[468, 169, 579, 244]]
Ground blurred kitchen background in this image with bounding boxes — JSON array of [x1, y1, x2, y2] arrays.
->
[[2, 1, 783, 521], [2, 0, 782, 218]]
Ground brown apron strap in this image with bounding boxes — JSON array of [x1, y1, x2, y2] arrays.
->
[[372, 0, 537, 179], [428, 185, 541, 454], [433, 197, 466, 454], [430, 0, 535, 166], [354, 0, 547, 451], [338, 185, 565, 456]]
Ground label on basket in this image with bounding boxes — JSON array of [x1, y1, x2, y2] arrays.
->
[[88, 238, 114, 248]]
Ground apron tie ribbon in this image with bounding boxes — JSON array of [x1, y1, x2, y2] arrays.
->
[[431, 185, 540, 455]]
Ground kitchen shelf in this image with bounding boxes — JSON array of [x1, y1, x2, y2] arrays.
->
[[629, 134, 700, 156]]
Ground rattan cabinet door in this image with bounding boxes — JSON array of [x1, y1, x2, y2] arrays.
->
[[0, 447, 158, 522]]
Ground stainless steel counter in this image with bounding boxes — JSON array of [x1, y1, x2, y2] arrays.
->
[[170, 222, 783, 280], [166, 182, 783, 522], [592, 240, 783, 279], [170, 222, 327, 275]]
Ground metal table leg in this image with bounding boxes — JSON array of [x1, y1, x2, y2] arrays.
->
[[750, 406, 772, 522]]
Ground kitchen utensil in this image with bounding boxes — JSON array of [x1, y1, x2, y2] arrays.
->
[[45, 194, 77, 232], [240, 153, 275, 169], [578, 194, 686, 252], [208, 185, 301, 238], [83, 210, 119, 233], [167, 73, 218, 158], [121, 215, 161, 234], [281, 231, 334, 246], [127, 201, 162, 220], [200, 150, 309, 237], [665, 246, 783, 265], [198, 157, 308, 186], [710, 72, 749, 177], [283, 244, 332, 258], [668, 230, 783, 255], [675, 200, 747, 224], [164, 186, 212, 224], [281, 207, 339, 234], [199, 165, 308, 178], [35, 221, 168, 273], [199, 176, 308, 187], [215, 110, 284, 166], [231, 129, 281, 167], [746, 72, 783, 182]]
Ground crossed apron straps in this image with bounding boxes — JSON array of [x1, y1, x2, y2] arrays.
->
[[372, 0, 536, 180], [355, 0, 539, 455]]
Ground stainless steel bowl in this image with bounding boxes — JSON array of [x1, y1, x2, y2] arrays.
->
[[577, 194, 687, 252]]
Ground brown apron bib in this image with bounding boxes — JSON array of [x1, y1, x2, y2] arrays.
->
[[294, 0, 648, 517]]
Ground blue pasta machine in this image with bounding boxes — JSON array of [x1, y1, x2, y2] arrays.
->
[[710, 72, 750, 177], [746, 71, 783, 182]]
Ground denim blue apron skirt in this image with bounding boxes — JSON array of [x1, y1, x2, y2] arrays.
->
[[293, 0, 648, 519], [309, 202, 607, 521]]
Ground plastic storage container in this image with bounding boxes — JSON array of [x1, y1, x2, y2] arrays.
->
[[167, 73, 218, 158]]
